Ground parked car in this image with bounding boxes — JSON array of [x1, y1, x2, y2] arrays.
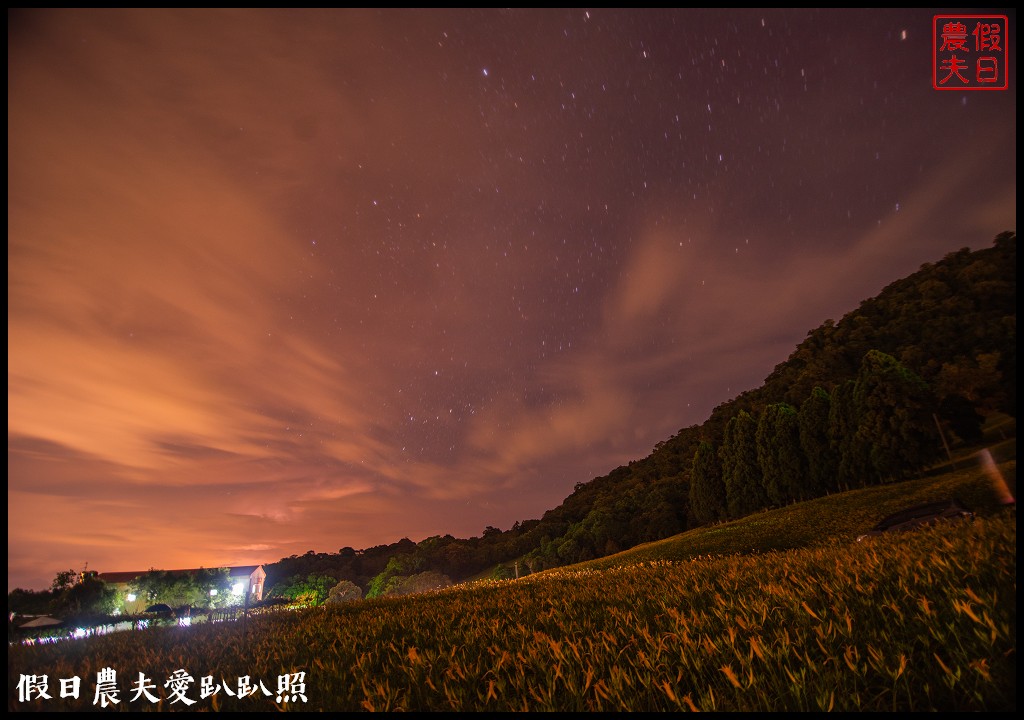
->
[[856, 499, 975, 541]]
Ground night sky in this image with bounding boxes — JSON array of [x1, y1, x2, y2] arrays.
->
[[8, 9, 1016, 591]]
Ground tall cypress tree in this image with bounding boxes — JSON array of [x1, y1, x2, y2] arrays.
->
[[757, 402, 805, 505], [829, 380, 864, 490], [721, 410, 767, 518], [852, 350, 940, 483], [798, 386, 837, 496], [690, 441, 726, 524]]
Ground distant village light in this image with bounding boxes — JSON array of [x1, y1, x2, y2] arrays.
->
[[95, 565, 266, 605]]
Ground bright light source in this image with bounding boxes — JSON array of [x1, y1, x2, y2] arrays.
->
[[209, 588, 218, 596], [126, 593, 136, 602], [232, 582, 244, 596]]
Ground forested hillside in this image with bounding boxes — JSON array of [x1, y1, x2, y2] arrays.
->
[[264, 232, 1015, 600]]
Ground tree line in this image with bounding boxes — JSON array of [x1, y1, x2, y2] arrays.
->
[[690, 349, 946, 524]]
